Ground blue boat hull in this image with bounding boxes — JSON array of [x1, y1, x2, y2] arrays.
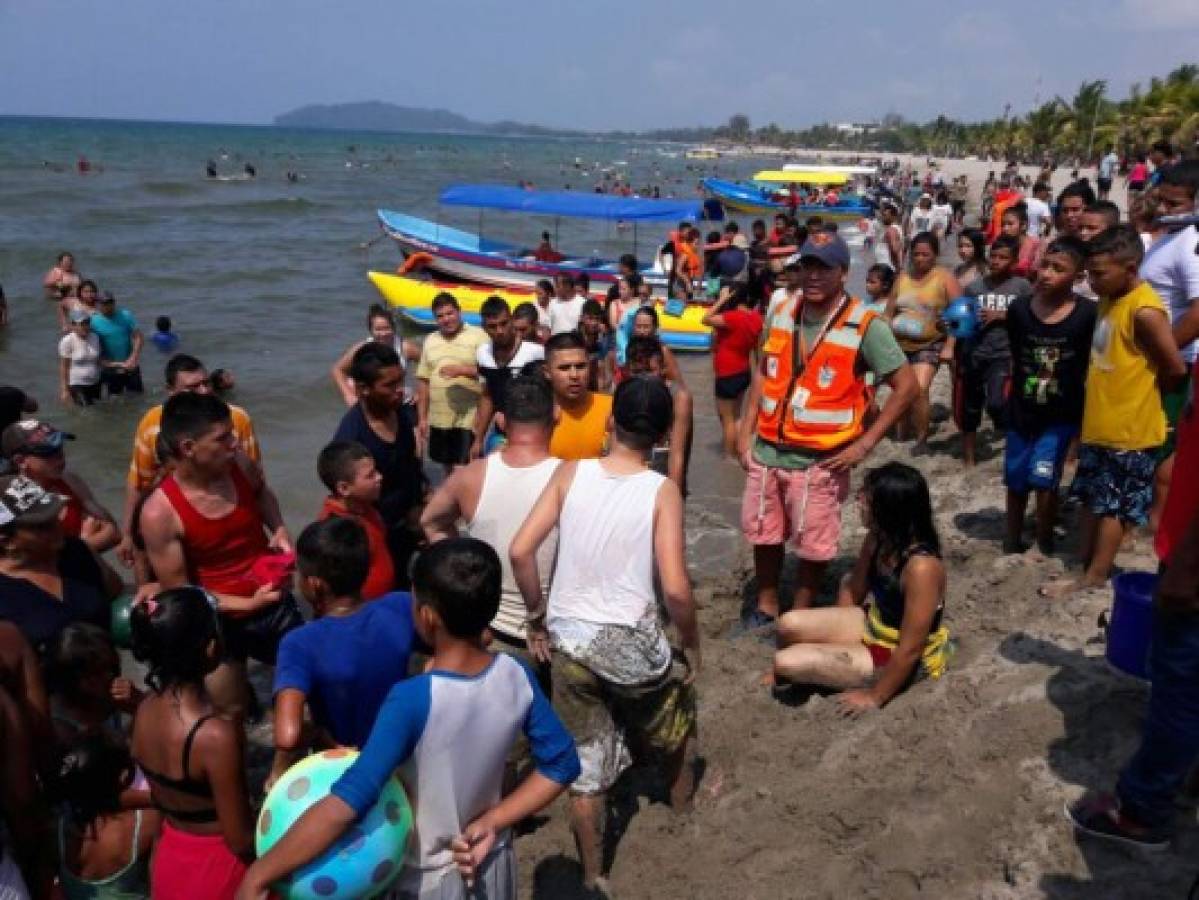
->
[[378, 209, 674, 297]]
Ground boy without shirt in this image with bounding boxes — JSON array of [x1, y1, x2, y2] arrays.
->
[[1004, 237, 1096, 555], [1043, 226, 1187, 597]]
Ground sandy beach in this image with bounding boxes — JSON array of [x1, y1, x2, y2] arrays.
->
[[3, 115, 1187, 899], [503, 366, 1198, 899]]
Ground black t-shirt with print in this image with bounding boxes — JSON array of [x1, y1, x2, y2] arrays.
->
[[1005, 294, 1097, 433]]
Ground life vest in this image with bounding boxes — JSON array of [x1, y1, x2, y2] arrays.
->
[[756, 294, 876, 452]]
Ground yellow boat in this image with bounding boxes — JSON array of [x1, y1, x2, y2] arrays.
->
[[367, 271, 713, 352], [753, 169, 849, 185]]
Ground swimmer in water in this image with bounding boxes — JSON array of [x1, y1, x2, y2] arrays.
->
[[243, 163, 256, 178], [205, 160, 217, 179]]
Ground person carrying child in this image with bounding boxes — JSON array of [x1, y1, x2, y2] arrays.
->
[[316, 441, 396, 600], [1003, 237, 1097, 555], [509, 376, 700, 892], [238, 539, 579, 900], [130, 587, 256, 899], [953, 234, 1033, 467], [770, 462, 951, 712], [1042, 226, 1187, 597]]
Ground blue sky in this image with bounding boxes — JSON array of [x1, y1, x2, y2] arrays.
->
[[2, 0, 1197, 130]]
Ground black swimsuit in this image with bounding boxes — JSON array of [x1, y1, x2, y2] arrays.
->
[[140, 714, 218, 823]]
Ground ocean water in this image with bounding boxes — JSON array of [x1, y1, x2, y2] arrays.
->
[[0, 116, 867, 578]]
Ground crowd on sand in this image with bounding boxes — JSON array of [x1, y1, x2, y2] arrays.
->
[[0, 142, 1198, 899]]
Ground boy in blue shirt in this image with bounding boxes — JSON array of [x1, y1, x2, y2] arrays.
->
[[269, 517, 418, 786], [150, 316, 179, 354], [240, 538, 579, 900]]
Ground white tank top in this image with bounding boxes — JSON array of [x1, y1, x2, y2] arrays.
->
[[548, 459, 664, 630], [467, 453, 560, 640], [874, 222, 901, 266]]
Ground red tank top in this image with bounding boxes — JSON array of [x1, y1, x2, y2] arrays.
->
[[160, 466, 268, 598], [47, 478, 84, 538]]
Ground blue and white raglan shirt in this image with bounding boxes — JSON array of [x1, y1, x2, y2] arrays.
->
[[331, 653, 579, 894]]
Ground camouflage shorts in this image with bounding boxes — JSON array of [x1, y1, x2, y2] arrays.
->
[[551, 652, 696, 794]]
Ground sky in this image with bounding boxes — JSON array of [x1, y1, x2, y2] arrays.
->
[[2, 0, 1198, 131]]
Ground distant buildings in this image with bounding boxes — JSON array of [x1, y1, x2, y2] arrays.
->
[[833, 122, 881, 136]]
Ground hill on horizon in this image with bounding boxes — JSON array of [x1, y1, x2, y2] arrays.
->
[[273, 101, 583, 137]]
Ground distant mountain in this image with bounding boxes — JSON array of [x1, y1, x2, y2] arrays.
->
[[273, 101, 584, 137]]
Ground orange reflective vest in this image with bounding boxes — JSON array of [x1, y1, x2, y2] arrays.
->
[[757, 294, 876, 451]]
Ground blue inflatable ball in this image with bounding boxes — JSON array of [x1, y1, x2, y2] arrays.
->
[[942, 296, 979, 340], [257, 749, 412, 899]]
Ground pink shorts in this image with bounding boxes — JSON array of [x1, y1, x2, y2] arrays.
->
[[740, 459, 850, 561], [151, 822, 246, 900]]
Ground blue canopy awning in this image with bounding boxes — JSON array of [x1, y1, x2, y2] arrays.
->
[[438, 184, 703, 222]]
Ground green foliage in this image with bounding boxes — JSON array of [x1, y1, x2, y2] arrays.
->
[[657, 64, 1198, 161]]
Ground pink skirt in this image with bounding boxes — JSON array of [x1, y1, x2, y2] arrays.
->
[[151, 821, 247, 900]]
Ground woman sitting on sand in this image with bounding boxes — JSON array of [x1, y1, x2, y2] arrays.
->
[[771, 462, 951, 714]]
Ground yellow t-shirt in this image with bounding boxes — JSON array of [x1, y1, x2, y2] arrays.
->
[[1082, 281, 1169, 451], [549, 392, 613, 461], [127, 403, 261, 490], [415, 326, 487, 430], [892, 269, 955, 352]]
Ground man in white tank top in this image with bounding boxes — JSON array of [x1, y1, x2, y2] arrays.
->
[[509, 376, 701, 893], [421, 375, 559, 658]]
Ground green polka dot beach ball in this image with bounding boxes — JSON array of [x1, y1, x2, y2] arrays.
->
[[256, 749, 412, 899]]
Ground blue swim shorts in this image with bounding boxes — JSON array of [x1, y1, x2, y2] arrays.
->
[[1004, 425, 1077, 494], [1068, 444, 1158, 526]]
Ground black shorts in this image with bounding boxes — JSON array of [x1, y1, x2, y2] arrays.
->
[[714, 371, 752, 400], [428, 426, 473, 466], [953, 349, 1010, 434], [220, 593, 304, 664], [69, 383, 102, 406], [1097, 177, 1113, 193], [101, 366, 144, 396]]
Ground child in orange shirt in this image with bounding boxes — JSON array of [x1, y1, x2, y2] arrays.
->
[[316, 441, 397, 600]]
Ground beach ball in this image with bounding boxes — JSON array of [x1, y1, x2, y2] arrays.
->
[[941, 297, 979, 340], [257, 749, 412, 899], [110, 593, 134, 649]]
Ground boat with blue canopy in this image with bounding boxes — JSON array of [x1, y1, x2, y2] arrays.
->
[[377, 184, 715, 296], [702, 177, 874, 220]]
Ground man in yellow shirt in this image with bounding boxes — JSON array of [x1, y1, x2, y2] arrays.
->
[[1043, 226, 1186, 597], [118, 353, 260, 564], [415, 293, 487, 474], [546, 332, 612, 461]]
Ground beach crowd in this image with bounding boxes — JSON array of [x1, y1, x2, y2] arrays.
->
[[0, 144, 1198, 899]]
